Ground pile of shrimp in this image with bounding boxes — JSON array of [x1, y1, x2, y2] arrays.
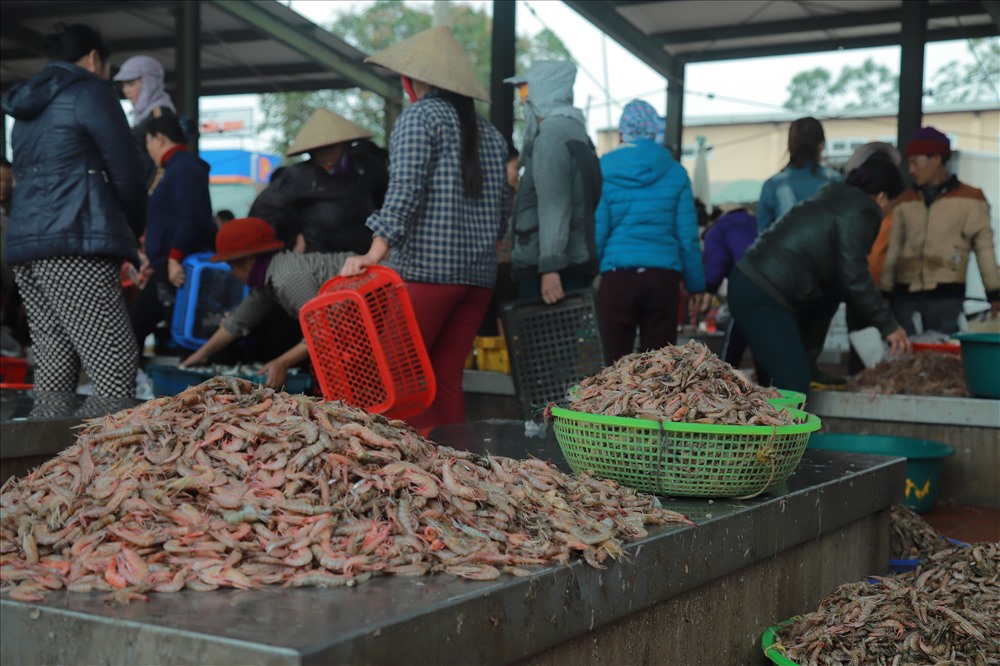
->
[[1, 377, 692, 604], [568, 341, 793, 425]]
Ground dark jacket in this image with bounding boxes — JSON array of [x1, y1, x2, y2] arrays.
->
[[702, 209, 758, 293], [133, 106, 178, 188], [1, 61, 147, 266], [146, 148, 215, 266], [736, 181, 897, 336], [249, 140, 389, 255]]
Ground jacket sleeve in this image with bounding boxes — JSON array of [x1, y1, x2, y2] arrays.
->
[[756, 179, 776, 232], [531, 131, 575, 274], [366, 107, 431, 247], [672, 172, 706, 293], [966, 198, 1000, 299], [594, 169, 611, 264], [701, 223, 730, 293], [167, 160, 213, 258], [249, 169, 299, 246], [222, 288, 278, 338], [76, 84, 147, 238], [879, 205, 906, 293], [836, 212, 898, 337]]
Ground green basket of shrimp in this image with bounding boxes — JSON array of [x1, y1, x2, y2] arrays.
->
[[767, 389, 807, 409], [549, 406, 821, 498]]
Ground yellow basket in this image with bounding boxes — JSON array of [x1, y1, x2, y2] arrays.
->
[[550, 406, 821, 498]]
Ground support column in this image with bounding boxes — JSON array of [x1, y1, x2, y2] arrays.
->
[[175, 0, 201, 155], [896, 1, 928, 158], [490, 0, 517, 148], [384, 96, 402, 142], [664, 60, 685, 161]]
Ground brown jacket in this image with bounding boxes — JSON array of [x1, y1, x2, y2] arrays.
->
[[880, 180, 1000, 299]]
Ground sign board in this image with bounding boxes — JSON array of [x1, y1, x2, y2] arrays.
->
[[200, 108, 254, 136]]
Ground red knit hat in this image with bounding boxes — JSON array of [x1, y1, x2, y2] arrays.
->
[[905, 126, 951, 159], [211, 217, 284, 262]]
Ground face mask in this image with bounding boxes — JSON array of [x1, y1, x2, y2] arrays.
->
[[401, 76, 418, 104]]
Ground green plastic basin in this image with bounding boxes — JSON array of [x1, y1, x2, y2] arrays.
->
[[808, 433, 954, 513], [954, 332, 1000, 399]]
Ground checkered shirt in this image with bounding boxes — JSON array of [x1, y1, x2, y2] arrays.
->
[[366, 91, 509, 288]]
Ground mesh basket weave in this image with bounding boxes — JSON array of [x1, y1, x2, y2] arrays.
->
[[502, 289, 605, 417], [300, 266, 434, 419], [171, 253, 249, 350], [550, 406, 821, 497]]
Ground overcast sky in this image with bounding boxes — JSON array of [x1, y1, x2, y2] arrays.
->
[[197, 0, 994, 145]]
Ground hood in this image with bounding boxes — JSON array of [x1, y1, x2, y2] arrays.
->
[[602, 140, 671, 188], [517, 61, 585, 124], [1, 62, 103, 120]]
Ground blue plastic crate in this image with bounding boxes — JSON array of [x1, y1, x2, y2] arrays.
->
[[146, 364, 311, 396], [171, 253, 250, 350]]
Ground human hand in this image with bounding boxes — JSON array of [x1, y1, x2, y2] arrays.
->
[[181, 350, 207, 368], [540, 272, 564, 304], [885, 326, 911, 357], [261, 359, 288, 389], [689, 292, 713, 316], [167, 258, 185, 288], [339, 254, 376, 277]]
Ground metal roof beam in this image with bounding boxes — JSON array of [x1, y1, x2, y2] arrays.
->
[[0, 22, 50, 59], [2, 1, 176, 22], [680, 25, 999, 63], [206, 0, 397, 99], [564, 0, 681, 82], [202, 80, 358, 96], [197, 63, 332, 82], [109, 29, 265, 53], [653, 2, 987, 45]]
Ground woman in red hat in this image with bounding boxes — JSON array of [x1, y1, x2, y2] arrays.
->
[[180, 217, 349, 389]]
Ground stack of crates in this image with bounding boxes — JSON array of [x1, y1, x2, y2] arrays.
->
[[171, 253, 250, 350]]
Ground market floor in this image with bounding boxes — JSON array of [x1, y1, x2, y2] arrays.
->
[[923, 504, 1000, 544]]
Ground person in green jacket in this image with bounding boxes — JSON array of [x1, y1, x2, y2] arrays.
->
[[728, 156, 911, 396]]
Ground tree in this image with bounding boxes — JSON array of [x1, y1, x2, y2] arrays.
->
[[783, 40, 1000, 114], [783, 58, 898, 114], [258, 1, 571, 156], [926, 39, 1000, 104]]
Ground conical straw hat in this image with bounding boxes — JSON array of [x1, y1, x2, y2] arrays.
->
[[365, 26, 490, 102], [286, 109, 374, 157]]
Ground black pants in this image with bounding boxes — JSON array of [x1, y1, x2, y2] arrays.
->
[[890, 292, 963, 335], [127, 262, 174, 358], [597, 268, 681, 363]]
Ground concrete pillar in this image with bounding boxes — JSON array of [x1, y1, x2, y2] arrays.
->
[[664, 60, 685, 161], [433, 0, 451, 27], [897, 1, 928, 158], [490, 0, 517, 148], [175, 0, 201, 155]]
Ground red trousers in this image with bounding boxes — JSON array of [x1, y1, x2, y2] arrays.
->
[[405, 282, 492, 431]]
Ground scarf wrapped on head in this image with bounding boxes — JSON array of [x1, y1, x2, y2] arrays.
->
[[115, 55, 176, 126], [619, 99, 661, 144]]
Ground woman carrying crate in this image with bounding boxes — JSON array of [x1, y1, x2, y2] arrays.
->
[[180, 217, 349, 390], [338, 27, 509, 431]]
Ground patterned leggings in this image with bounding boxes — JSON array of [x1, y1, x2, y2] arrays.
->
[[12, 256, 138, 397]]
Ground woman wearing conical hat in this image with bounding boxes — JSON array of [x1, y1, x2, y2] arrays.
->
[[339, 26, 509, 431], [248, 108, 389, 254]]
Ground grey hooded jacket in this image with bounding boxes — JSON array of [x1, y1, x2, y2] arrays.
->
[[509, 61, 601, 279]]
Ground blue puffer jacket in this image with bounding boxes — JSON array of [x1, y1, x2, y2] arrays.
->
[[596, 139, 705, 292], [1, 61, 147, 266], [145, 149, 215, 266]]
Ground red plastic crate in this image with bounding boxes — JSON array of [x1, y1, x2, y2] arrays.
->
[[301, 266, 435, 419], [0, 356, 28, 384], [912, 342, 961, 356]]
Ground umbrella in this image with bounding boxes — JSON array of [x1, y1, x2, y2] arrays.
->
[[693, 135, 711, 212]]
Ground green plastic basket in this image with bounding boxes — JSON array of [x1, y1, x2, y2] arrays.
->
[[768, 389, 806, 409], [550, 406, 821, 498], [761, 618, 802, 665]]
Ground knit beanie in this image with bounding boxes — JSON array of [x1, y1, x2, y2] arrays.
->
[[906, 127, 951, 159]]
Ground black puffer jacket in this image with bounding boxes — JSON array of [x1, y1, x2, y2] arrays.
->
[[1, 61, 147, 266], [249, 140, 389, 255], [736, 181, 898, 336]]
